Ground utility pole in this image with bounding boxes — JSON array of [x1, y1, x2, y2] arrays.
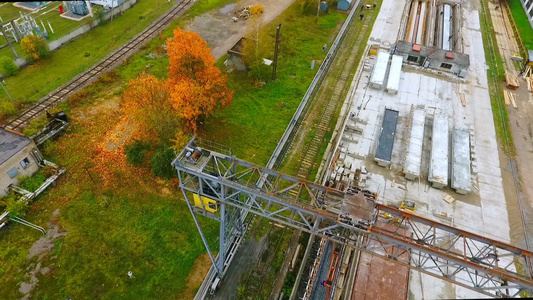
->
[[0, 25, 19, 59], [316, 0, 320, 23], [272, 24, 282, 81]]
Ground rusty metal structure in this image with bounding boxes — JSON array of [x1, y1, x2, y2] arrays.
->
[[173, 137, 533, 298]]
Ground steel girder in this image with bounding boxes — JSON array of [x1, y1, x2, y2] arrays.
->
[[173, 140, 533, 298], [365, 205, 533, 297]]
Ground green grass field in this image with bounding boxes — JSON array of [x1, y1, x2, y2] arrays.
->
[[509, 0, 533, 51]]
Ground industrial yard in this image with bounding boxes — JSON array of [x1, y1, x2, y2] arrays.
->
[[2, 0, 533, 299], [323, 0, 511, 297]]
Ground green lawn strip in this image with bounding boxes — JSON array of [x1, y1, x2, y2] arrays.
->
[[480, 0, 516, 157], [509, 0, 533, 51]]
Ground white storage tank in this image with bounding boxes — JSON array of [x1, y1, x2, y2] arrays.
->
[[370, 51, 391, 89]]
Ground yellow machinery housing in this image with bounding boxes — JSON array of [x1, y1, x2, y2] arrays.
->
[[193, 194, 219, 213]]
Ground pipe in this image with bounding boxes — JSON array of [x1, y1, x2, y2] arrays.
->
[[405, 1, 418, 42], [412, 1, 422, 44], [415, 1, 426, 45]]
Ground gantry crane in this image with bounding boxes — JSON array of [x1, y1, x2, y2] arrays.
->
[[172, 137, 533, 298]]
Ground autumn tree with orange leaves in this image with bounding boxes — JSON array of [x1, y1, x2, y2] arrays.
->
[[121, 72, 179, 142], [166, 29, 234, 132]]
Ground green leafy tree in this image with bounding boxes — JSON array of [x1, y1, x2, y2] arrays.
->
[[20, 35, 50, 61], [242, 16, 272, 81]]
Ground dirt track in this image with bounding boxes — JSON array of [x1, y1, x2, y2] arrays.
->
[[186, 0, 296, 59]]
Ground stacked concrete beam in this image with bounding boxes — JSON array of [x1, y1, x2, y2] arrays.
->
[[451, 129, 471, 194], [428, 114, 449, 188], [370, 51, 390, 89], [386, 55, 403, 94], [404, 109, 425, 180]]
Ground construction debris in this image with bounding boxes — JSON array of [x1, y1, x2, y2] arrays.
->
[[510, 91, 518, 108], [443, 194, 455, 204], [504, 89, 511, 106]]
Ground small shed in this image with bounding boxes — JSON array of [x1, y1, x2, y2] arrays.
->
[[451, 129, 471, 194], [386, 55, 403, 94], [375, 108, 399, 167], [0, 128, 42, 197], [403, 109, 425, 180], [337, 0, 352, 11], [370, 51, 390, 89], [428, 115, 449, 189], [226, 37, 248, 71]]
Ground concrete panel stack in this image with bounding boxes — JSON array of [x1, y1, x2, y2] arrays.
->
[[451, 129, 471, 194], [404, 109, 425, 180], [428, 114, 449, 188], [370, 51, 391, 89], [386, 55, 403, 94]]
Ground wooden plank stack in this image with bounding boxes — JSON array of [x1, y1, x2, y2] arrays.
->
[[504, 90, 518, 108], [505, 72, 520, 89]]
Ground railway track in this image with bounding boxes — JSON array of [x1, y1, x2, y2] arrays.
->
[[4, 0, 193, 131]]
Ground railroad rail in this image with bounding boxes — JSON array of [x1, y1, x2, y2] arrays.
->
[[4, 0, 193, 131]]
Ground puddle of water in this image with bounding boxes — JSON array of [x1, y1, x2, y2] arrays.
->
[[219, 4, 235, 14]]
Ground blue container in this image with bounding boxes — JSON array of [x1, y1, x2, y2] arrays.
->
[[320, 1, 327, 11]]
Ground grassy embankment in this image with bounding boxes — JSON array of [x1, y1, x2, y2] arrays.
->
[[479, 0, 515, 156], [0, 1, 348, 299], [508, 0, 533, 51]]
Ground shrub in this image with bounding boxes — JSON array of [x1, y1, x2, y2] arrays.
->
[[0, 56, 18, 77], [6, 194, 27, 218], [250, 5, 263, 15], [99, 70, 120, 84], [93, 5, 107, 25], [0, 101, 16, 120], [125, 140, 152, 166], [150, 146, 176, 179], [20, 35, 50, 61], [18, 173, 47, 192], [67, 89, 88, 106]]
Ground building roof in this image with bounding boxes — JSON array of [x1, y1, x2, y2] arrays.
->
[[0, 127, 32, 166], [375, 108, 399, 163]]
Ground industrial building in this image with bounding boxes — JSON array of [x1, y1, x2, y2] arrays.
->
[[0, 128, 42, 197]]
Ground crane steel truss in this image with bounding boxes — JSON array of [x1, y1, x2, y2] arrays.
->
[[173, 138, 533, 298]]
